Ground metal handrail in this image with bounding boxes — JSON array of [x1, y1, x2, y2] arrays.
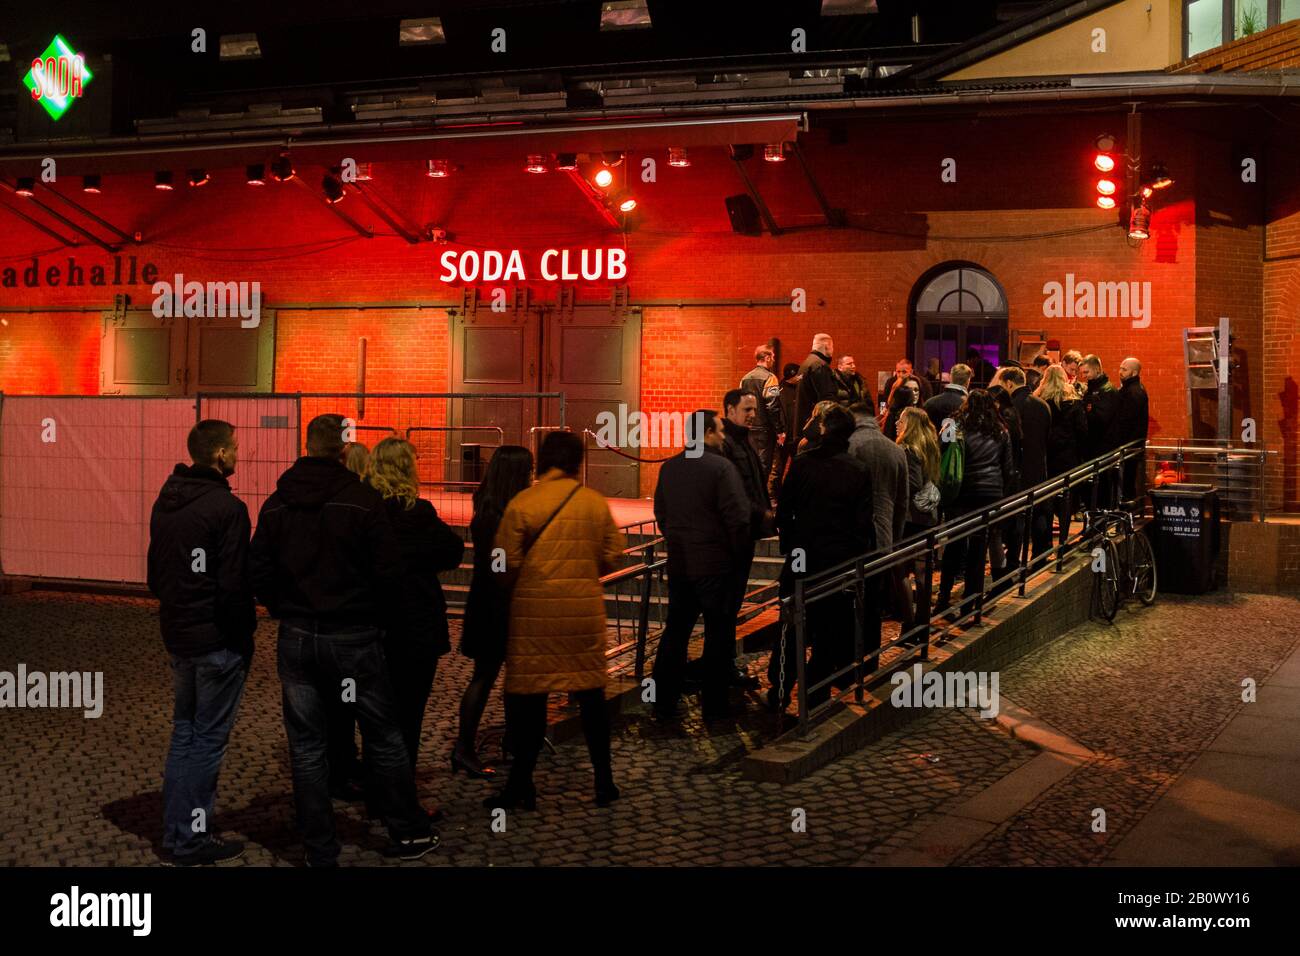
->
[[782, 440, 1148, 740]]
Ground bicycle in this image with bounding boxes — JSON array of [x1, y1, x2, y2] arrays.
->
[[1085, 502, 1157, 621]]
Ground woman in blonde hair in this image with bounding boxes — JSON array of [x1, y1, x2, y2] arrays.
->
[[1034, 365, 1088, 553], [896, 407, 941, 539], [365, 438, 465, 781], [343, 441, 370, 477]]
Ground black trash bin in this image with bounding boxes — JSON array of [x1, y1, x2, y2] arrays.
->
[[1148, 483, 1220, 594]]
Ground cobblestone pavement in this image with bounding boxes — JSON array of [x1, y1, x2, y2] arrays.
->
[[954, 591, 1300, 866], [4, 589, 1296, 866], [0, 591, 1032, 867]]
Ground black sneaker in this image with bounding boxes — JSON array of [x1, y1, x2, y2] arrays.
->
[[171, 837, 245, 867], [386, 830, 440, 861]]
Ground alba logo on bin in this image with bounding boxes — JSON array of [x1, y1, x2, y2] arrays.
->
[[437, 248, 627, 284]]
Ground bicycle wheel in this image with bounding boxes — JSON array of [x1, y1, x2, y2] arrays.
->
[[1130, 529, 1157, 605], [1092, 536, 1120, 622]]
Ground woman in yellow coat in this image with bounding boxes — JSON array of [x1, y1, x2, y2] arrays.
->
[[485, 431, 625, 810]]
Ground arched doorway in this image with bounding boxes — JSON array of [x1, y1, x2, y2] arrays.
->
[[910, 263, 1009, 388]]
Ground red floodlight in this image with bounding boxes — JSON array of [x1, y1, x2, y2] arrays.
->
[[593, 168, 614, 188]]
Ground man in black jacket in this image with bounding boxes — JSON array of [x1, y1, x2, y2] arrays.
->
[[1107, 358, 1150, 503], [989, 369, 1027, 582], [1077, 354, 1120, 507], [770, 363, 802, 498], [770, 406, 875, 710], [652, 410, 751, 720], [148, 419, 254, 866], [251, 414, 435, 866], [1011, 374, 1054, 557], [720, 388, 775, 690], [795, 333, 846, 443], [924, 364, 972, 436]]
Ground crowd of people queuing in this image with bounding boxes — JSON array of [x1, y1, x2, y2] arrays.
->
[[651, 334, 1149, 717], [147, 418, 622, 866], [143, 334, 1148, 867]]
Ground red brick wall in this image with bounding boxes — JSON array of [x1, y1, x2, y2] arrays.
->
[[1169, 20, 1300, 73], [0, 108, 1284, 502]]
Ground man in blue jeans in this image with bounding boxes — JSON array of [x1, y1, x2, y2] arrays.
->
[[251, 414, 436, 866], [147, 419, 256, 865]]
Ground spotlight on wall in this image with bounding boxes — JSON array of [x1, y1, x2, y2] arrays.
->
[[1128, 202, 1151, 240], [763, 142, 788, 162], [593, 167, 614, 189], [154, 170, 175, 191], [1093, 133, 1118, 208], [322, 172, 346, 204], [272, 156, 296, 182], [188, 169, 210, 188], [556, 153, 579, 171], [610, 189, 637, 213], [525, 154, 549, 174], [82, 174, 102, 194], [15, 177, 36, 197], [246, 164, 266, 186], [426, 159, 451, 178], [1140, 184, 1154, 200], [668, 147, 690, 168], [1149, 161, 1173, 190]]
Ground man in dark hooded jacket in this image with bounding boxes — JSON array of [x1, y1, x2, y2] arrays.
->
[[148, 419, 254, 866], [250, 414, 435, 866], [770, 406, 875, 710]]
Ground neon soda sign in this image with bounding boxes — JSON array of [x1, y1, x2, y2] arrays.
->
[[23, 34, 93, 121], [437, 248, 627, 283]]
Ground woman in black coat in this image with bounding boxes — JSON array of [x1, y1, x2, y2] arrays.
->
[[366, 438, 466, 774], [936, 389, 1014, 616], [452, 445, 534, 777], [1034, 365, 1089, 553]]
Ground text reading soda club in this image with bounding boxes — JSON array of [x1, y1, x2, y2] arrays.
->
[[437, 248, 627, 283]]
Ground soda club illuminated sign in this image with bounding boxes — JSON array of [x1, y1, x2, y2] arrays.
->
[[23, 35, 93, 121], [438, 248, 627, 283]]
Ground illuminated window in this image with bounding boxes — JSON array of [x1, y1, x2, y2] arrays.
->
[[600, 1, 652, 30], [399, 17, 446, 45], [1186, 0, 1225, 56], [1187, 0, 1299, 56], [1235, 0, 1267, 37]]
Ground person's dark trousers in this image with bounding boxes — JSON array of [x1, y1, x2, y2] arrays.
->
[[277, 621, 430, 866], [938, 496, 1000, 611], [653, 572, 735, 714], [992, 515, 1024, 583], [769, 437, 792, 499], [326, 700, 361, 793], [502, 689, 612, 797], [162, 645, 250, 858], [1054, 488, 1075, 553], [1030, 502, 1055, 559], [884, 564, 915, 641], [1120, 455, 1143, 505], [750, 427, 776, 488], [805, 593, 856, 709], [383, 633, 440, 774]]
